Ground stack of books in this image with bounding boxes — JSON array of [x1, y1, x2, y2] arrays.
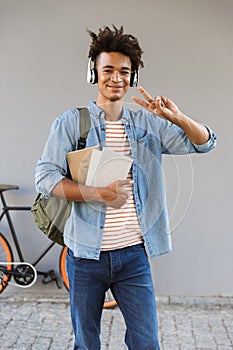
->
[[66, 146, 132, 187]]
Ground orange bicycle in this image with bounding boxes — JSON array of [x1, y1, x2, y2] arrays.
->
[[0, 184, 116, 308]]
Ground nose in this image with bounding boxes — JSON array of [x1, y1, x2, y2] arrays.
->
[[111, 71, 122, 82]]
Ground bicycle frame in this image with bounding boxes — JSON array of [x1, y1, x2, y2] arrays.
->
[[0, 191, 31, 262], [0, 191, 57, 281]]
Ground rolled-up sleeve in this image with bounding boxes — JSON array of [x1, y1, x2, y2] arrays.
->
[[191, 125, 217, 153], [159, 119, 217, 155], [35, 162, 66, 198]]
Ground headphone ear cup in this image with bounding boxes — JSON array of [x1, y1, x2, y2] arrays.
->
[[87, 58, 98, 84], [90, 68, 98, 84], [130, 71, 138, 87]]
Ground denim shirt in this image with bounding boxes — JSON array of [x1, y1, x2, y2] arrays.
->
[[35, 101, 216, 260]]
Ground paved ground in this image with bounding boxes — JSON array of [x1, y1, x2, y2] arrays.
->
[[0, 293, 233, 350]]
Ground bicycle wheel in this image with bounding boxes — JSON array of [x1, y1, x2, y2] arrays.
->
[[59, 247, 117, 309], [0, 233, 13, 293]]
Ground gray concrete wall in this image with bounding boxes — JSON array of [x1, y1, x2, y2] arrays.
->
[[0, 0, 232, 296]]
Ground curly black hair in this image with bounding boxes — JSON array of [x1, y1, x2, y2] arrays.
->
[[87, 25, 144, 72]]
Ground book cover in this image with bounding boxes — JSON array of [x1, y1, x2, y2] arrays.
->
[[85, 147, 133, 187], [66, 146, 99, 184]]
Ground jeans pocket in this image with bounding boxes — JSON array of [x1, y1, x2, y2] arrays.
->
[[67, 248, 82, 262]]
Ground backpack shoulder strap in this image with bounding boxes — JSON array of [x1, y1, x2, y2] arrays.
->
[[77, 107, 91, 149]]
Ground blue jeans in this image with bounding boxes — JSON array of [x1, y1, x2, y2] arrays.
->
[[66, 243, 160, 350]]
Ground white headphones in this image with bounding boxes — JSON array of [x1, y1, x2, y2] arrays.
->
[[86, 58, 98, 84], [87, 57, 139, 87]]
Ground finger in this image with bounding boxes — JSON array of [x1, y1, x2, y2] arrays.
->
[[117, 186, 130, 195], [117, 179, 133, 186], [117, 181, 132, 194], [161, 96, 168, 104], [157, 96, 168, 108], [112, 179, 133, 192], [137, 86, 154, 103], [132, 96, 150, 109], [155, 97, 165, 112]]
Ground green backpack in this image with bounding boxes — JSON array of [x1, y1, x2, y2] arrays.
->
[[31, 108, 90, 246]]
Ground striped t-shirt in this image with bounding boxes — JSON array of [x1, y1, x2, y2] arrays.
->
[[101, 119, 143, 251]]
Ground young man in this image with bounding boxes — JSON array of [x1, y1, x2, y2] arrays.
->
[[35, 25, 216, 350]]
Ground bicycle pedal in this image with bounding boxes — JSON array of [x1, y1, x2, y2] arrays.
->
[[55, 277, 62, 289], [41, 270, 61, 289]]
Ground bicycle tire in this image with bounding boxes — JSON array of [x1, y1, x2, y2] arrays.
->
[[59, 247, 117, 309], [0, 233, 14, 293]]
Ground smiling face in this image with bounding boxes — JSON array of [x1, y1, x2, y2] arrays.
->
[[95, 51, 132, 106]]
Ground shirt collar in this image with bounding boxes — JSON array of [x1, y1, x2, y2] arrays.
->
[[88, 101, 103, 118], [88, 101, 131, 123]]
